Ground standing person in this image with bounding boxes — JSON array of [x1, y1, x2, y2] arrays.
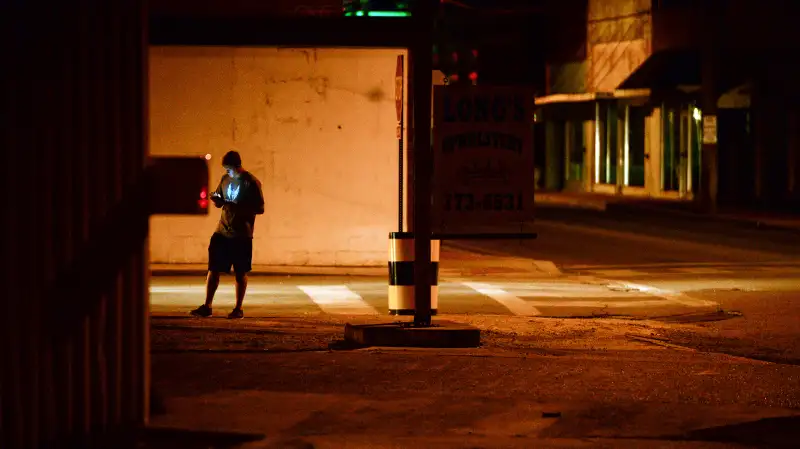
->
[[191, 150, 265, 319]]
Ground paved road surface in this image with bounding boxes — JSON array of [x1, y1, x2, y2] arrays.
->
[[150, 265, 800, 319], [146, 207, 800, 448]]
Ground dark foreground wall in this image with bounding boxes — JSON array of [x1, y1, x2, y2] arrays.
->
[[2, 1, 149, 447]]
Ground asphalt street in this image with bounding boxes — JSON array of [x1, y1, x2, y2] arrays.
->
[[448, 206, 800, 268], [147, 207, 800, 448]]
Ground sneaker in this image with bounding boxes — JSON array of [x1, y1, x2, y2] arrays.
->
[[190, 304, 212, 318], [227, 308, 244, 319]]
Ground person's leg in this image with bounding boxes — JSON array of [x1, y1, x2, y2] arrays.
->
[[228, 237, 253, 319], [204, 271, 221, 307], [191, 271, 218, 317], [233, 271, 247, 311], [192, 233, 230, 317]]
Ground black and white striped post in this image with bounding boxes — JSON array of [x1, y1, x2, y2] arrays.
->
[[388, 232, 440, 316]]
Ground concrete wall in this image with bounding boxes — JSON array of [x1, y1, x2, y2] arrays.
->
[[645, 107, 663, 194], [149, 46, 407, 266], [587, 0, 652, 92]]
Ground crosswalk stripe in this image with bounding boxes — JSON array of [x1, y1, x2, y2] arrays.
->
[[670, 268, 733, 275], [660, 294, 718, 307], [505, 290, 653, 298], [463, 282, 541, 316], [524, 299, 677, 308], [298, 285, 379, 315], [585, 269, 646, 277]]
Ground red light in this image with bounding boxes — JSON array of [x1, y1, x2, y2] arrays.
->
[[200, 187, 208, 199], [450, 74, 460, 82], [198, 199, 209, 209], [469, 72, 478, 81]]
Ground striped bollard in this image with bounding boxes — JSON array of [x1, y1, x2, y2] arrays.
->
[[388, 232, 440, 315]]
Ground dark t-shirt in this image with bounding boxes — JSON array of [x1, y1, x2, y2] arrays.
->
[[212, 171, 264, 238]]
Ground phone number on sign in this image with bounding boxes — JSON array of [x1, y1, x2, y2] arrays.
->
[[443, 193, 523, 212]]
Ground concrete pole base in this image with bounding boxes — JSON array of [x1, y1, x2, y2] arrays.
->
[[343, 321, 481, 348]]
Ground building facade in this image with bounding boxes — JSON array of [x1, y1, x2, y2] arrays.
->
[[149, 46, 408, 267], [536, 0, 800, 211]]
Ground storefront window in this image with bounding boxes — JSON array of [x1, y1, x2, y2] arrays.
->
[[626, 106, 647, 187], [596, 103, 618, 185], [691, 107, 702, 192], [662, 104, 703, 194], [565, 121, 584, 182], [662, 108, 680, 191]]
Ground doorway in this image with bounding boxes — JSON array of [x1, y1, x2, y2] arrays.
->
[[661, 104, 702, 197], [662, 107, 681, 192], [625, 105, 647, 187]]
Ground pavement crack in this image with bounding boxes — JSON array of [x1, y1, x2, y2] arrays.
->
[[627, 333, 800, 366], [625, 334, 698, 351]]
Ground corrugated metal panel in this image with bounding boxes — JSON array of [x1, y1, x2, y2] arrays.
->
[[1, 1, 149, 448]]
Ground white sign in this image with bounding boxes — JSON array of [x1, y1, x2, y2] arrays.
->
[[432, 86, 535, 232], [703, 115, 717, 144]]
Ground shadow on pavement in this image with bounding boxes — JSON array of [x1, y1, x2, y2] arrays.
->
[[133, 427, 264, 449], [85, 427, 265, 449], [671, 415, 800, 448]]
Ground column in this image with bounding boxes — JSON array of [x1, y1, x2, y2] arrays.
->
[[616, 103, 626, 193], [699, 9, 720, 212], [644, 107, 663, 196], [583, 120, 594, 191]]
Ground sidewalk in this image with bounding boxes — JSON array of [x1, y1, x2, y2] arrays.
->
[[143, 314, 800, 449], [536, 191, 800, 232]]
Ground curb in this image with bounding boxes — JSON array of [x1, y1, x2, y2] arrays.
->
[[606, 202, 800, 234], [536, 197, 800, 234]]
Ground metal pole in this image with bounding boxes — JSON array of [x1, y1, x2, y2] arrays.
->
[[399, 120, 404, 232], [411, 0, 435, 327], [399, 108, 405, 230], [397, 55, 405, 232]]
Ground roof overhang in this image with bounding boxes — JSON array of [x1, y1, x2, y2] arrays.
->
[[535, 88, 650, 106], [617, 50, 702, 90], [533, 89, 651, 121]]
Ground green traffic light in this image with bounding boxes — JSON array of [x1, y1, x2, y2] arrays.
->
[[344, 11, 411, 17], [367, 11, 411, 17]]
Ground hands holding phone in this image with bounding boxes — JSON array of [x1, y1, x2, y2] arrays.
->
[[211, 192, 235, 207]]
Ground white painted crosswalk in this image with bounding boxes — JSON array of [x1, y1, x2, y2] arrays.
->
[[149, 276, 726, 318], [298, 285, 378, 315], [463, 282, 542, 316]]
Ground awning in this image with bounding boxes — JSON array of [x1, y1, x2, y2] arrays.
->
[[617, 50, 702, 90], [533, 89, 650, 121]]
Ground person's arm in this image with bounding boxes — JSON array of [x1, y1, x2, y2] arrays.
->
[[252, 179, 265, 215]]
